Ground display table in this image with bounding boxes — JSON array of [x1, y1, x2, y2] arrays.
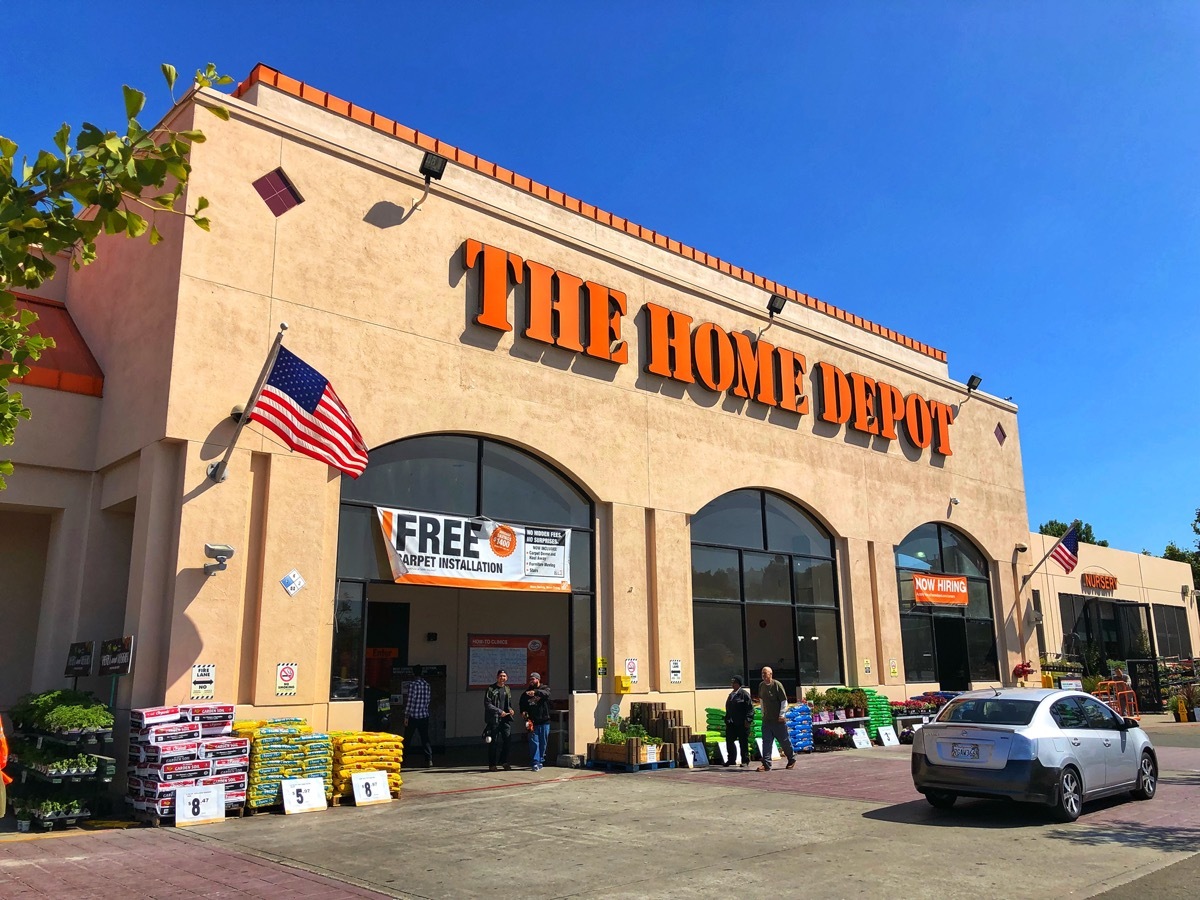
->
[[893, 714, 933, 727]]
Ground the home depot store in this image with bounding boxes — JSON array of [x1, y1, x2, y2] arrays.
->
[[2, 65, 1193, 753]]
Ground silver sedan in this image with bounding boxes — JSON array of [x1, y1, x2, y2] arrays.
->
[[911, 688, 1157, 821]]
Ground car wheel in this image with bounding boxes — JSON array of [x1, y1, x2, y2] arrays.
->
[[925, 789, 957, 809], [1131, 752, 1157, 800], [1054, 766, 1083, 822]]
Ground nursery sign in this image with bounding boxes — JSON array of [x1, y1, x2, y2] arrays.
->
[[98, 635, 135, 676], [64, 641, 95, 677]]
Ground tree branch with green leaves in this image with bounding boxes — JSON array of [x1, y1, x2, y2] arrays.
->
[[0, 63, 232, 488]]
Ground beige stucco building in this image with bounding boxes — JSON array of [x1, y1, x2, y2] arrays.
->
[[2, 66, 1194, 757]]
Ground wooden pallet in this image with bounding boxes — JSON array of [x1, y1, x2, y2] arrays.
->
[[132, 804, 246, 828], [329, 789, 401, 807], [585, 758, 677, 773]]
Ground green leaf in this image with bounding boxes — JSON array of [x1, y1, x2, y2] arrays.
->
[[122, 85, 146, 120], [126, 213, 148, 238], [148, 225, 162, 246], [192, 216, 210, 232], [53, 124, 70, 155], [0, 136, 15, 159], [195, 196, 209, 212], [206, 105, 230, 122], [161, 63, 178, 92]]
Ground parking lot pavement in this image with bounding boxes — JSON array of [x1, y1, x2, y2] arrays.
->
[[3, 740, 1200, 899]]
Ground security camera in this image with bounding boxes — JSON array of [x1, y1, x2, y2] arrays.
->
[[204, 544, 235, 576]]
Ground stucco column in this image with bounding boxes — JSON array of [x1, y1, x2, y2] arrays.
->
[[649, 508, 692, 693], [606, 502, 649, 694], [120, 441, 185, 710], [871, 540, 905, 688], [842, 537, 881, 687]]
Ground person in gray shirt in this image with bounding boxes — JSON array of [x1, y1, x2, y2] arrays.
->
[[757, 666, 796, 772]]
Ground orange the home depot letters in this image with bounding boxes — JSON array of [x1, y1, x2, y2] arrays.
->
[[465, 239, 955, 456]]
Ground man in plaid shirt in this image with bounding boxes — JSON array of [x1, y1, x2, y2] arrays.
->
[[403, 665, 434, 767]]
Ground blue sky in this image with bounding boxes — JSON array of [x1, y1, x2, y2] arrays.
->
[[3, 3, 1197, 554]]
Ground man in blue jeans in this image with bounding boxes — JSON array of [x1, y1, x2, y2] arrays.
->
[[520, 672, 552, 771]]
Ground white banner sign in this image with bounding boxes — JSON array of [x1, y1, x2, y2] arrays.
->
[[377, 507, 571, 592]]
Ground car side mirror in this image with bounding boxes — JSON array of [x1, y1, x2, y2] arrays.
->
[[1121, 717, 1139, 730]]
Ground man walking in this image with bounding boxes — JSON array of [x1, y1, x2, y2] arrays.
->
[[756, 666, 796, 772], [403, 664, 434, 767], [484, 669, 515, 771], [724, 674, 754, 767], [520, 672, 552, 771]]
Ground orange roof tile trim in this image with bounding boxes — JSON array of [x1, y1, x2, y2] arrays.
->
[[233, 64, 947, 364], [8, 293, 104, 397]]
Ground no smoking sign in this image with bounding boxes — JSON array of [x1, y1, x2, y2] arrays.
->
[[276, 662, 298, 697]]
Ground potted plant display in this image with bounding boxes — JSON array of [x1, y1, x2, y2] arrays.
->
[[14, 804, 31, 833]]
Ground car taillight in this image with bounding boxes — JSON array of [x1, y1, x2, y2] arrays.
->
[[1009, 734, 1038, 760]]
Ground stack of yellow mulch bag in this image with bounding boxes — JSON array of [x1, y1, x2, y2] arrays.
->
[[329, 731, 404, 800], [233, 718, 334, 809]]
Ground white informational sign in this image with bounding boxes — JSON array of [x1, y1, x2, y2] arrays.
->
[[276, 662, 298, 697], [851, 728, 873, 749], [282, 777, 327, 815], [351, 771, 391, 807], [877, 726, 900, 747], [755, 738, 783, 761], [1059, 678, 1083, 691], [280, 569, 306, 597], [466, 635, 549, 689], [645, 745, 658, 763], [669, 659, 682, 684], [190, 664, 215, 701], [377, 507, 571, 592], [175, 784, 225, 827], [681, 743, 695, 767], [625, 658, 639, 684], [715, 742, 743, 765]]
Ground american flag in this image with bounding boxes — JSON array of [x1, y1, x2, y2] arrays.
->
[[1050, 526, 1080, 574], [248, 346, 368, 477]]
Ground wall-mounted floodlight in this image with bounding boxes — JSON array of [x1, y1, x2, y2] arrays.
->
[[204, 543, 235, 577], [966, 374, 983, 394], [419, 151, 448, 184], [767, 294, 788, 318], [1015, 542, 1029, 553]]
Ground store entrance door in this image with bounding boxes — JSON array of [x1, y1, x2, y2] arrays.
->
[[934, 618, 970, 691]]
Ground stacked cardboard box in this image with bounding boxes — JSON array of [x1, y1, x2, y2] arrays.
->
[[126, 704, 246, 817]]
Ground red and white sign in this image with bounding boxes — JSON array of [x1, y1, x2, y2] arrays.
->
[[276, 662, 298, 697], [912, 574, 969, 606]]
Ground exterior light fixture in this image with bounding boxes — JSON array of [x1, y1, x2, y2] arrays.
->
[[203, 543, 235, 577], [950, 497, 960, 506], [767, 294, 787, 318], [966, 374, 983, 394], [1015, 542, 1029, 553], [419, 152, 448, 184]]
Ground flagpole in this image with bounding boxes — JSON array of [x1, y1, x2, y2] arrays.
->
[[207, 323, 289, 483], [1019, 519, 1081, 590]]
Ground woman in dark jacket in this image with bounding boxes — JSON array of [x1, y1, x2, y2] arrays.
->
[[724, 675, 754, 767]]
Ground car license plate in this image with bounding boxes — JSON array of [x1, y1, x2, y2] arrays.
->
[[951, 743, 979, 760]]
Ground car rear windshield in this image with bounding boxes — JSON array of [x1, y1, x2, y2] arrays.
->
[[935, 698, 1039, 726]]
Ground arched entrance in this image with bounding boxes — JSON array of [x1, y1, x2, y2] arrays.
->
[[690, 489, 842, 695], [895, 523, 998, 691], [331, 435, 594, 747]]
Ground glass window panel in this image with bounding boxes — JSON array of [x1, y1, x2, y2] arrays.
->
[[764, 495, 831, 556], [1050, 698, 1089, 729], [940, 528, 989, 578], [336, 504, 391, 580], [692, 490, 764, 550], [331, 581, 365, 701], [691, 546, 740, 601], [693, 602, 745, 688], [481, 441, 590, 528], [901, 615, 935, 682], [746, 603, 796, 689], [966, 619, 999, 681], [743, 552, 791, 604], [797, 607, 842, 686], [966, 580, 993, 618], [897, 575, 918, 614], [568, 530, 593, 594], [794, 558, 837, 608], [342, 434, 477, 514], [895, 523, 941, 572], [571, 593, 594, 693]]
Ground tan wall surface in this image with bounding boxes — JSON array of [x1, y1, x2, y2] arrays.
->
[[0, 511, 52, 709]]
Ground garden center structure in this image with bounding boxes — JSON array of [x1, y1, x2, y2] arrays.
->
[[2, 65, 1195, 755]]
